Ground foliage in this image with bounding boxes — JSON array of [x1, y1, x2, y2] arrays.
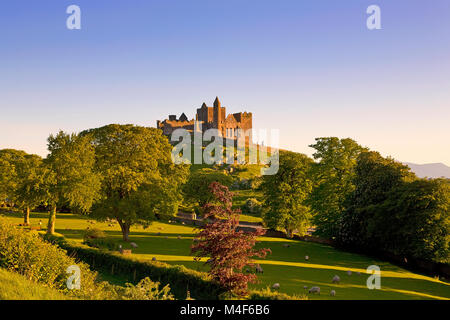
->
[[0, 149, 46, 224], [183, 168, 233, 209], [121, 277, 174, 300], [241, 198, 262, 215], [337, 151, 449, 263], [249, 287, 307, 300], [81, 124, 189, 241], [43, 131, 101, 234], [337, 151, 416, 248], [261, 151, 314, 237], [0, 149, 26, 202], [192, 182, 271, 297], [0, 219, 101, 299], [308, 138, 367, 238], [83, 227, 106, 240]]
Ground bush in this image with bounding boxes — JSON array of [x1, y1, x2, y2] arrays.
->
[[120, 277, 174, 300], [249, 287, 307, 300], [82, 227, 118, 250], [242, 198, 262, 215], [0, 219, 100, 299], [83, 227, 106, 240]]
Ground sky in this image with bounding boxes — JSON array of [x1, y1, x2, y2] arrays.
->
[[0, 0, 449, 165]]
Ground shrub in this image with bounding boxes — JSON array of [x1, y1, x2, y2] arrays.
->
[[83, 227, 106, 240], [242, 198, 262, 215], [0, 219, 100, 299], [249, 287, 307, 300], [120, 277, 174, 300]]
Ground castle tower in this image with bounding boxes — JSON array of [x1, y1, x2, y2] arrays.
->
[[213, 97, 225, 135]]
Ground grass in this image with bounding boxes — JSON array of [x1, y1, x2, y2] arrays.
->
[[2, 211, 450, 300], [0, 268, 71, 300]]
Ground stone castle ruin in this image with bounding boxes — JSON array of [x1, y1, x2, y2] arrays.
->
[[157, 97, 252, 140]]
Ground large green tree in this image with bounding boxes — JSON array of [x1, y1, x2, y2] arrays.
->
[[0, 150, 46, 224], [337, 151, 416, 247], [261, 151, 314, 238], [308, 137, 367, 238], [44, 131, 101, 234], [0, 149, 27, 205], [368, 178, 449, 263], [12, 153, 46, 224], [82, 124, 189, 241]]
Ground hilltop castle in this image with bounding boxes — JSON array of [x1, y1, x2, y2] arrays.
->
[[157, 97, 252, 140]]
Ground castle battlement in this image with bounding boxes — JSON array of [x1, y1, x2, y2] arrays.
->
[[157, 97, 253, 139]]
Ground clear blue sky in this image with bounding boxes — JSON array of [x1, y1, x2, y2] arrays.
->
[[1, 0, 449, 165]]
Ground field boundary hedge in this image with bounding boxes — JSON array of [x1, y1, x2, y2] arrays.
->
[[59, 242, 224, 300]]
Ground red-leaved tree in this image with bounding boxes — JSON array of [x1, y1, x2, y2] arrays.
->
[[191, 182, 271, 297]]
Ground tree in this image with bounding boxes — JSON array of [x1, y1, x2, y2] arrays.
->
[[183, 168, 233, 209], [13, 154, 46, 225], [368, 178, 449, 263], [260, 151, 314, 238], [44, 131, 101, 234], [308, 137, 367, 238], [191, 182, 270, 297], [0, 149, 26, 206], [337, 151, 416, 248], [82, 124, 189, 241]]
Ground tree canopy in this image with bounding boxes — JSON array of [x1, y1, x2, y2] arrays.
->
[[44, 131, 101, 234], [261, 151, 314, 238], [308, 137, 367, 238], [182, 168, 233, 210], [81, 124, 189, 241]]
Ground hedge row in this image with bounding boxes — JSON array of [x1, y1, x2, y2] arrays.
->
[[59, 242, 224, 300]]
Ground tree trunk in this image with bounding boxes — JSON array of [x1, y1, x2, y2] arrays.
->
[[24, 207, 30, 225], [47, 206, 57, 235], [118, 220, 130, 242], [286, 229, 293, 239]]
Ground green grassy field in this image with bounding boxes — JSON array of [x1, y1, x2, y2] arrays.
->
[[0, 268, 71, 300], [2, 211, 449, 300]]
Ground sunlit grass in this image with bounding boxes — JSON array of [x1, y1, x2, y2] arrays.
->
[[2, 211, 449, 300], [0, 268, 72, 300]]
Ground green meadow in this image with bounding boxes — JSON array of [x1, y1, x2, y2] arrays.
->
[[3, 211, 449, 300]]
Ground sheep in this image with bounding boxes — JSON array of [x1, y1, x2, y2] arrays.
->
[[272, 283, 280, 290], [303, 286, 308, 290], [347, 270, 352, 276], [255, 264, 264, 274], [152, 257, 157, 261], [330, 290, 336, 297], [177, 235, 181, 240], [305, 255, 310, 261], [282, 244, 290, 248], [332, 275, 340, 284], [130, 242, 138, 248], [308, 286, 320, 295]]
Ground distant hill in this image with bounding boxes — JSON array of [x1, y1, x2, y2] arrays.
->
[[403, 162, 450, 179]]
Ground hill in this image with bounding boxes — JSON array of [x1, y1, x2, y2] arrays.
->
[[0, 268, 71, 300], [404, 162, 450, 179]]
